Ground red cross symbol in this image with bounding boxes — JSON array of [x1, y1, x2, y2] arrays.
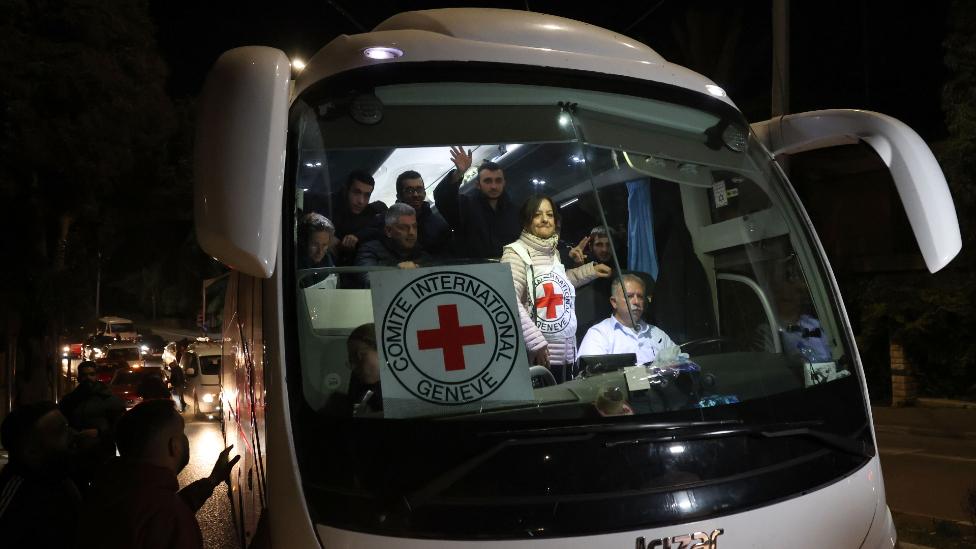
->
[[534, 282, 564, 319], [417, 304, 486, 371]]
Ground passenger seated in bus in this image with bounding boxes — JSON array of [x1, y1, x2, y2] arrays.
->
[[502, 195, 612, 383], [395, 170, 450, 255], [304, 170, 387, 265], [353, 203, 432, 287], [587, 226, 615, 265], [322, 324, 382, 416], [578, 273, 675, 365], [298, 213, 336, 269], [297, 213, 339, 289], [573, 227, 617, 342], [432, 147, 520, 259]]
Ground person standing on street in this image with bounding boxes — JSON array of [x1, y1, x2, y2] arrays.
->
[[77, 399, 240, 549], [0, 401, 81, 549], [59, 360, 125, 490]]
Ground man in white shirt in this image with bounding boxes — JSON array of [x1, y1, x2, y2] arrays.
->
[[578, 273, 675, 364]]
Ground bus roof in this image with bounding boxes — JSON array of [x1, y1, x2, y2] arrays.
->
[[294, 8, 737, 110]]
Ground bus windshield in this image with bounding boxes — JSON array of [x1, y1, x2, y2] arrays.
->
[[284, 74, 873, 538]]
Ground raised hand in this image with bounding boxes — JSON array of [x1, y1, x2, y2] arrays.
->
[[594, 263, 613, 278], [208, 445, 241, 488], [569, 236, 590, 265], [449, 146, 473, 181]]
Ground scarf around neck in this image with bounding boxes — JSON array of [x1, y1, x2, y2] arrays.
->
[[519, 230, 559, 254]]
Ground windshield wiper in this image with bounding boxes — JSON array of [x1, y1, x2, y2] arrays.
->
[[605, 420, 872, 458], [480, 419, 743, 438]]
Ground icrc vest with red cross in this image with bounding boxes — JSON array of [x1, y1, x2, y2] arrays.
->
[[508, 242, 577, 341]]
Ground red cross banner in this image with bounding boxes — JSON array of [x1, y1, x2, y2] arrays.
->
[[370, 265, 535, 418]]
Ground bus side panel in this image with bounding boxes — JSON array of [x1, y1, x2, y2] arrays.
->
[[221, 272, 246, 543], [247, 271, 269, 531], [223, 272, 269, 546]]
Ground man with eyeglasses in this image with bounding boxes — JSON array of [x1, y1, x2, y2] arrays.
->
[[395, 170, 450, 255], [578, 274, 675, 365]]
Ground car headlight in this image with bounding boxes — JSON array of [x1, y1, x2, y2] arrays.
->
[[140, 345, 149, 353], [63, 345, 70, 353], [202, 393, 214, 403]]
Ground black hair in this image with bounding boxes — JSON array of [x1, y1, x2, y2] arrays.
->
[[347, 323, 376, 366], [395, 170, 423, 197], [0, 401, 59, 458], [346, 169, 375, 189], [116, 399, 180, 458], [136, 375, 172, 400], [478, 160, 502, 177], [77, 360, 97, 373], [518, 194, 561, 232]]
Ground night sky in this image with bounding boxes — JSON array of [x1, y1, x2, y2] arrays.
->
[[149, 1, 951, 139]]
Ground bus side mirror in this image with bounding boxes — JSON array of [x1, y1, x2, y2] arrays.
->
[[752, 109, 961, 273], [194, 46, 291, 278]]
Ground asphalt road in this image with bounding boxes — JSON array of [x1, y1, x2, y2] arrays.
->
[[874, 405, 976, 524], [180, 416, 240, 549]]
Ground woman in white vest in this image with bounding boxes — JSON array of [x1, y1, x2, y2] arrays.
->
[[501, 195, 613, 382]]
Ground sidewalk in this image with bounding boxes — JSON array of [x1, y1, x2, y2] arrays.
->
[[873, 403, 976, 440], [893, 510, 974, 549]]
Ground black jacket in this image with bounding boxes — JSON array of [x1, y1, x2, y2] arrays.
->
[[433, 173, 520, 259], [400, 200, 451, 256], [304, 190, 387, 264], [353, 237, 433, 287], [0, 461, 81, 549], [59, 381, 125, 458]]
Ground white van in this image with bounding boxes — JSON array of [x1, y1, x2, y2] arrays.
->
[[180, 341, 222, 420], [98, 316, 138, 341], [194, 8, 960, 549]]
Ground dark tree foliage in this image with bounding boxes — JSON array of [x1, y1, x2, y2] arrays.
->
[[851, 0, 976, 401], [0, 0, 213, 401]]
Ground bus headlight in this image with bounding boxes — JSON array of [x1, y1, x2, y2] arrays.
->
[[202, 393, 214, 403]]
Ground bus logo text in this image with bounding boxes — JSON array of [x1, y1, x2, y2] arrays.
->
[[635, 529, 724, 549]]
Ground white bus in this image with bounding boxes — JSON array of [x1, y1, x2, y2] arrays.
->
[[194, 8, 960, 548]]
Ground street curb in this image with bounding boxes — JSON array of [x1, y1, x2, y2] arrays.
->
[[875, 424, 976, 441], [915, 398, 976, 409]]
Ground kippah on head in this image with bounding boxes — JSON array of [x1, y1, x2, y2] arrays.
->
[[1, 401, 59, 457], [116, 399, 179, 458]]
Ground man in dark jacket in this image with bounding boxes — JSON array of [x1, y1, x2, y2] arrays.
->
[[433, 148, 520, 259], [354, 203, 432, 287], [304, 170, 387, 265], [59, 360, 125, 489], [77, 399, 239, 549], [0, 401, 81, 549], [395, 170, 450, 255]]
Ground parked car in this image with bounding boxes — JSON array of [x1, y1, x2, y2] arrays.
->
[[98, 316, 138, 341], [137, 333, 167, 356], [84, 333, 118, 360], [110, 367, 171, 409], [180, 341, 222, 420]]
